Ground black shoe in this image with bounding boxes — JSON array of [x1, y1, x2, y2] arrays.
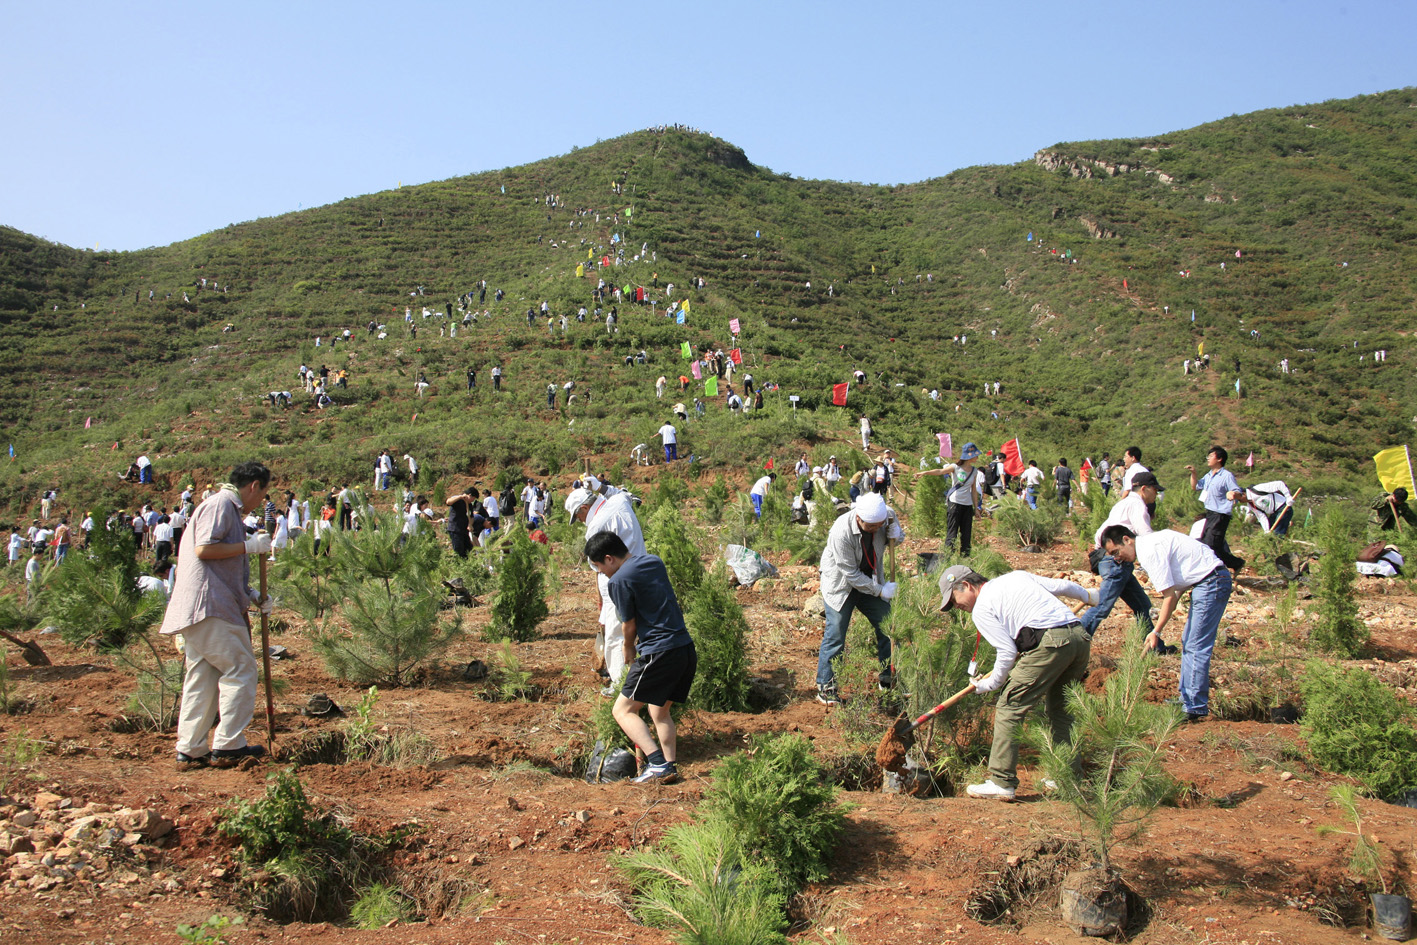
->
[[175, 752, 210, 770], [816, 684, 839, 706], [877, 672, 895, 692], [211, 744, 266, 768], [1186, 712, 1207, 724]]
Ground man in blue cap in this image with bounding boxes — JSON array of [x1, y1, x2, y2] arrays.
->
[[917, 441, 985, 556]]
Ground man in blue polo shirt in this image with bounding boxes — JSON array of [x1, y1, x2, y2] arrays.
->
[[1187, 445, 1245, 572], [585, 531, 698, 784]]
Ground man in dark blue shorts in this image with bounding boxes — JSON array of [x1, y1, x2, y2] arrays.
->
[[585, 531, 697, 784]]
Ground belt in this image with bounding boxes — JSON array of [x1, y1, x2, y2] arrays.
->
[[1016, 621, 1081, 653]]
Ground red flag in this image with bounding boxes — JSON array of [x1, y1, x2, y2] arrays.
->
[[730, 348, 742, 365], [1123, 278, 1128, 290], [832, 383, 849, 407], [765, 458, 774, 470], [1081, 457, 1093, 471], [111, 441, 119, 451], [999, 438, 1025, 477]]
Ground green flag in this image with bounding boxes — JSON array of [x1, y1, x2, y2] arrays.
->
[[681, 341, 692, 359], [705, 377, 718, 397]]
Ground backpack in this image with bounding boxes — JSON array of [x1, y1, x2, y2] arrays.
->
[[801, 478, 815, 501]]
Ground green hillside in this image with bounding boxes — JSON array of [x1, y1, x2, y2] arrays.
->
[[2, 89, 1415, 514]]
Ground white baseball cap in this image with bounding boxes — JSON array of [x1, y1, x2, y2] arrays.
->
[[564, 488, 595, 518]]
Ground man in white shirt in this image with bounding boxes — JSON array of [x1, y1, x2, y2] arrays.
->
[[937, 565, 1097, 800], [1101, 525, 1232, 723], [1020, 461, 1045, 509], [750, 473, 775, 518], [824, 457, 841, 489], [1082, 472, 1167, 651], [482, 491, 501, 530], [1119, 446, 1149, 498], [656, 421, 678, 462], [816, 493, 904, 703]]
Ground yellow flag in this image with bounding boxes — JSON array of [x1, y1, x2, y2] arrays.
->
[[871, 264, 876, 274], [1198, 342, 1204, 357], [682, 299, 690, 315], [588, 248, 593, 260], [1374, 446, 1416, 494], [576, 264, 584, 278]]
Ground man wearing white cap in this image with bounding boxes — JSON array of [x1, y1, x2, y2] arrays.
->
[[936, 563, 1097, 800], [815, 492, 904, 704], [566, 486, 646, 694]]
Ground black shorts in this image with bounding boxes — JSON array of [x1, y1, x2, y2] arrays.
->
[[622, 643, 697, 707]]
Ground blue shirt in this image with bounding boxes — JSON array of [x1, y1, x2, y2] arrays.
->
[[606, 555, 692, 655], [1197, 468, 1241, 514]]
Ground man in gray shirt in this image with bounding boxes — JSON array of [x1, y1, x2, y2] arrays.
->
[[161, 461, 274, 769]]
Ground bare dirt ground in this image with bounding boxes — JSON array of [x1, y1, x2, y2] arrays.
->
[[3, 506, 1416, 945]]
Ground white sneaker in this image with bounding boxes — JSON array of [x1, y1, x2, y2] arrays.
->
[[966, 779, 1017, 800], [1041, 778, 1058, 792], [632, 763, 680, 784]]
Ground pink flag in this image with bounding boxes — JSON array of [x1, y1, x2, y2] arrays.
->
[[1235, 249, 1242, 259], [691, 361, 702, 379], [1245, 451, 1254, 468], [84, 416, 91, 429], [729, 318, 741, 335], [937, 433, 952, 458]]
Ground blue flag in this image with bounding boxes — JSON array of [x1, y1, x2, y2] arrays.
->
[[1027, 231, 1033, 241], [500, 184, 505, 193], [1191, 310, 1196, 322], [675, 311, 686, 325], [755, 230, 760, 238]]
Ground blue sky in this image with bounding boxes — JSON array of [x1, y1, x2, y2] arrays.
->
[[4, 1, 1413, 251]]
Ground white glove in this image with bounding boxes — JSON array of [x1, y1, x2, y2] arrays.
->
[[880, 582, 898, 601], [259, 596, 277, 615], [887, 522, 905, 543], [245, 533, 272, 555], [1085, 588, 1101, 607]]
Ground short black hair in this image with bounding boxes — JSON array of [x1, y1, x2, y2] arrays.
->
[[1059, 458, 1068, 466], [1125, 446, 1142, 462], [584, 531, 629, 563], [1209, 445, 1229, 465], [1099, 524, 1137, 547], [230, 462, 271, 490], [1395, 488, 1410, 503]]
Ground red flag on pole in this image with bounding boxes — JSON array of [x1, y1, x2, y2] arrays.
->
[[730, 348, 742, 365], [1081, 457, 1093, 472], [832, 383, 849, 407], [765, 458, 774, 470], [1123, 279, 1128, 290], [999, 438, 1025, 477]]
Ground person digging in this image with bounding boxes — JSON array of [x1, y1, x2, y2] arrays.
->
[[585, 531, 698, 785], [924, 564, 1096, 800]]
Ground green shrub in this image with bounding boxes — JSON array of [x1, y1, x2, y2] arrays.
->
[[486, 529, 550, 642], [1310, 508, 1367, 656], [684, 562, 751, 712], [702, 475, 730, 524], [308, 506, 461, 686], [1300, 661, 1417, 799], [619, 820, 787, 945], [219, 769, 386, 922], [646, 503, 707, 603], [991, 493, 1065, 548], [914, 473, 947, 538], [1027, 637, 1181, 873], [350, 883, 414, 929], [699, 733, 847, 891]]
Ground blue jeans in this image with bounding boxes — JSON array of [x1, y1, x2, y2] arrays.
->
[[1180, 567, 1232, 716], [664, 443, 677, 462], [752, 494, 763, 517], [1081, 557, 1156, 640], [817, 590, 893, 687], [1025, 487, 1038, 509]]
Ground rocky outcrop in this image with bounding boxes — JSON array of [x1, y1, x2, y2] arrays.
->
[[1078, 216, 1116, 240], [1034, 150, 1175, 185]]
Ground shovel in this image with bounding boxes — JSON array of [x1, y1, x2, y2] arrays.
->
[[876, 682, 976, 772], [0, 630, 50, 666], [258, 555, 277, 752]]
